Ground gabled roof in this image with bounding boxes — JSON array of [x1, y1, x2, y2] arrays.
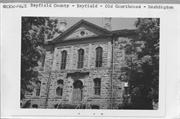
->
[[52, 19, 111, 43]]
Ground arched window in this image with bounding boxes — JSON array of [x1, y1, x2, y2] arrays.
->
[[96, 47, 103, 67], [77, 49, 84, 68], [61, 50, 67, 70], [32, 104, 38, 108], [35, 81, 41, 96], [94, 78, 101, 95], [56, 79, 64, 96], [57, 79, 63, 85]]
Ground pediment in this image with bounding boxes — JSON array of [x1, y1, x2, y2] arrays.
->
[[53, 19, 111, 43], [64, 26, 98, 40]]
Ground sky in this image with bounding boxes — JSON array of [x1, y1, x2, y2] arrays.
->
[[51, 17, 137, 31]]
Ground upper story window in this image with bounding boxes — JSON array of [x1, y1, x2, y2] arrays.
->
[[96, 47, 103, 67], [56, 79, 64, 96], [61, 50, 67, 70], [94, 78, 101, 96], [35, 81, 41, 96], [77, 49, 84, 69]]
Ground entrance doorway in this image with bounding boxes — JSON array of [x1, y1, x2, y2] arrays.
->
[[72, 80, 83, 103]]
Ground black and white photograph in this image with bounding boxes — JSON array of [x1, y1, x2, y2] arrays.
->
[[20, 17, 159, 110], [1, 1, 180, 118]]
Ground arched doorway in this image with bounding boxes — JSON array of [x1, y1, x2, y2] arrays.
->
[[72, 80, 83, 103]]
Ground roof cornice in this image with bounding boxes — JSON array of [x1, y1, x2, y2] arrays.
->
[[52, 19, 111, 43]]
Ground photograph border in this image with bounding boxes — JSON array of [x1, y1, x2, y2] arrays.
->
[[1, 2, 179, 118]]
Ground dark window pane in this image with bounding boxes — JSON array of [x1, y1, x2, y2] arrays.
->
[[78, 49, 84, 68], [56, 86, 63, 96], [96, 47, 103, 67], [36, 89, 40, 96], [124, 87, 129, 95], [61, 51, 67, 70], [41, 53, 46, 68], [57, 79, 63, 85], [36, 81, 41, 96], [56, 80, 63, 96], [94, 78, 101, 95]]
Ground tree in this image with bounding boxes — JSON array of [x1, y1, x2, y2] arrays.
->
[[21, 17, 59, 100], [121, 18, 159, 109]]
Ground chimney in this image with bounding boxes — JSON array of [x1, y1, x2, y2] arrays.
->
[[103, 17, 111, 31], [59, 19, 67, 32]]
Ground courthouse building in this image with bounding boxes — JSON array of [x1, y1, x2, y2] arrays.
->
[[22, 18, 137, 109]]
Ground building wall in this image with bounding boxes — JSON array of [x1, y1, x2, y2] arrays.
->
[[44, 69, 112, 109], [44, 40, 113, 109], [51, 40, 111, 71], [23, 36, 134, 109], [22, 72, 50, 108]]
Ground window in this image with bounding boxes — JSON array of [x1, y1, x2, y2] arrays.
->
[[94, 78, 101, 95], [41, 53, 46, 67], [77, 49, 84, 68], [61, 51, 67, 70], [124, 87, 129, 95], [35, 81, 41, 96], [96, 47, 103, 67], [39, 52, 46, 71], [56, 79, 63, 96], [80, 31, 85, 36], [124, 82, 129, 95], [125, 44, 132, 54]]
